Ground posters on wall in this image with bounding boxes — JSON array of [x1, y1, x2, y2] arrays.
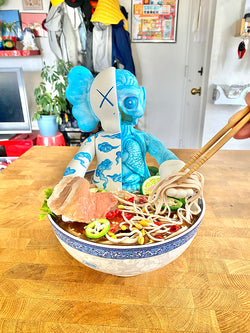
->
[[131, 0, 178, 42], [0, 10, 23, 40], [22, 0, 43, 11], [20, 13, 47, 37]]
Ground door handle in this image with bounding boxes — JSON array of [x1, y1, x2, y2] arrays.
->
[[191, 87, 201, 96]]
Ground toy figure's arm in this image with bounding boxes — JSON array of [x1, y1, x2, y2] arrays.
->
[[145, 133, 178, 165], [63, 135, 96, 178]]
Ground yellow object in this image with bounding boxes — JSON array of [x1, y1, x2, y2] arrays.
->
[[91, 0, 128, 31], [118, 205, 125, 209], [138, 236, 144, 245], [51, 0, 64, 6], [139, 220, 149, 226], [134, 223, 143, 230]]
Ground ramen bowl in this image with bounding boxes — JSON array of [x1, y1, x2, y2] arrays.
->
[[48, 199, 205, 277]]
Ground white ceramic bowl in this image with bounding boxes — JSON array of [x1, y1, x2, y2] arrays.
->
[[48, 199, 205, 277]]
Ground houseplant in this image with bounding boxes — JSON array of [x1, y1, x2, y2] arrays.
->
[[32, 60, 73, 137], [1, 21, 20, 50]]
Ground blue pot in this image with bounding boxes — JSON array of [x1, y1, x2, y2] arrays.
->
[[38, 115, 58, 137]]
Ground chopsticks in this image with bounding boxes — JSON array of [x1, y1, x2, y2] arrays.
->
[[177, 105, 250, 184]]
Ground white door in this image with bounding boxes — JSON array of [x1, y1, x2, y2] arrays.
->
[[179, 0, 217, 148]]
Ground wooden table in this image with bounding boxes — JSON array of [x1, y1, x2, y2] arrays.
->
[[0, 146, 249, 333]]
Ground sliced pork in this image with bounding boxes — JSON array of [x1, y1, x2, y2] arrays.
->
[[47, 176, 117, 222]]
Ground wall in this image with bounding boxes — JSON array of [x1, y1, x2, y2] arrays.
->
[[203, 0, 250, 149], [0, 0, 191, 147], [1, 0, 250, 149], [121, 0, 190, 148]]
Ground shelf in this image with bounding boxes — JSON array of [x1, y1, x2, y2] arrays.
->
[[0, 50, 41, 57], [212, 84, 250, 105]]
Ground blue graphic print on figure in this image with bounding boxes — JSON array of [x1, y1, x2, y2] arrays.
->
[[64, 66, 178, 192], [98, 142, 120, 153], [63, 134, 96, 179], [74, 152, 92, 168], [93, 159, 113, 189]]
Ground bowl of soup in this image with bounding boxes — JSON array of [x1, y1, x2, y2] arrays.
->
[[48, 198, 205, 277]]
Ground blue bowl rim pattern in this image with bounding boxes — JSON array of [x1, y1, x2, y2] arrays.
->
[[48, 199, 205, 260]]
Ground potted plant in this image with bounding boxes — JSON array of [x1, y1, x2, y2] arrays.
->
[[1, 20, 20, 50], [32, 60, 73, 137]]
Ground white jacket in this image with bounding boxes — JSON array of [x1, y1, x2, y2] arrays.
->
[[44, 2, 85, 66]]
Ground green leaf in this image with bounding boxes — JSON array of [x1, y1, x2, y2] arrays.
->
[[39, 188, 55, 220], [44, 188, 53, 199], [39, 213, 47, 221]]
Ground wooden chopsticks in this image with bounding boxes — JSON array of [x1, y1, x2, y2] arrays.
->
[[177, 105, 250, 184]]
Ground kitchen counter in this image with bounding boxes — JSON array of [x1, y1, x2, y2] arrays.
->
[[0, 146, 249, 332]]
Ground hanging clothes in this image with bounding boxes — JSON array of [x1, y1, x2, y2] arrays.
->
[[112, 20, 135, 75], [45, 2, 85, 66], [65, 5, 85, 65], [80, 0, 94, 72], [84, 29, 94, 73], [92, 22, 112, 73], [111, 5, 135, 76], [77, 7, 87, 51], [90, 0, 135, 75]]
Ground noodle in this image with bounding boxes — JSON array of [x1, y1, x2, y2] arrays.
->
[[58, 170, 204, 246]]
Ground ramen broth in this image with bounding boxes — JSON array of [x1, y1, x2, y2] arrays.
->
[[50, 170, 204, 246], [54, 190, 202, 246]]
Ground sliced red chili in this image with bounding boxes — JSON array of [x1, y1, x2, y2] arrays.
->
[[124, 212, 134, 220], [154, 221, 163, 226], [126, 197, 135, 203], [139, 196, 147, 203], [106, 211, 116, 219], [169, 225, 180, 233], [115, 209, 122, 217]]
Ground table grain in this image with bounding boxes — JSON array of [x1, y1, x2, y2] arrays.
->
[[0, 146, 249, 333]]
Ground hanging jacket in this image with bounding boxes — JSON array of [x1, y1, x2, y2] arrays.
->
[[44, 2, 85, 66], [112, 20, 135, 75], [92, 22, 112, 73]]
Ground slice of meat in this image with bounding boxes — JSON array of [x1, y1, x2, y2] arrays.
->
[[47, 176, 117, 222]]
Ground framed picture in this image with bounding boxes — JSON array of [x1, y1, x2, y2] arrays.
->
[[20, 13, 47, 37], [131, 0, 179, 43], [0, 10, 23, 40], [22, 0, 43, 11]]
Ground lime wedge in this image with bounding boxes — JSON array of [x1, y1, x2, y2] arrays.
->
[[140, 175, 161, 195]]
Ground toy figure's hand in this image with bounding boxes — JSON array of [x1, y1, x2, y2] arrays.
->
[[159, 160, 194, 199]]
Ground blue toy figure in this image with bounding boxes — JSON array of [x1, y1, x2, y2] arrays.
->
[[64, 66, 178, 192]]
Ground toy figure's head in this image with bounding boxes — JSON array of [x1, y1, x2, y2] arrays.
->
[[116, 69, 145, 126], [66, 67, 146, 133]]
